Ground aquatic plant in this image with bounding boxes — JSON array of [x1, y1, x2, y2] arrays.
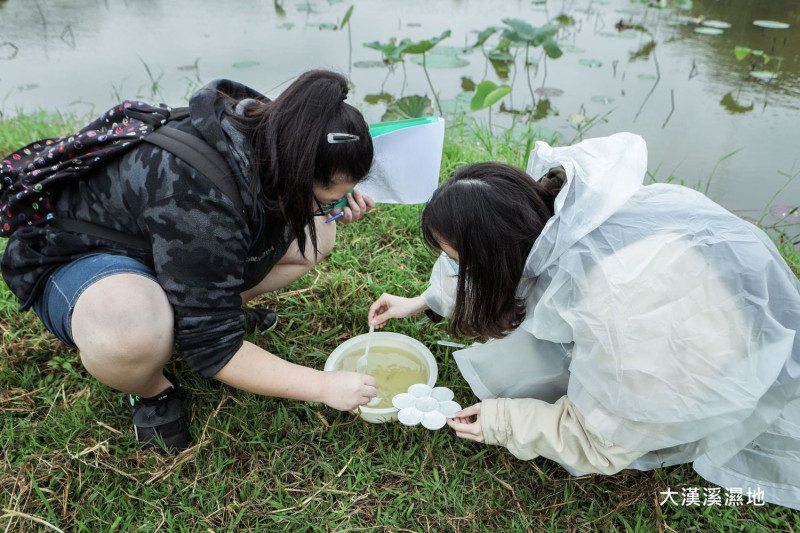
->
[[364, 31, 452, 114], [469, 80, 512, 134], [467, 18, 568, 118], [382, 95, 434, 122]]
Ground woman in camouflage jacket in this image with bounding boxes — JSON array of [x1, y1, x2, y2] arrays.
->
[[1, 70, 378, 452]]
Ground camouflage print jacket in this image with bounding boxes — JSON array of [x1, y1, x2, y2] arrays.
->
[[0, 80, 294, 378]]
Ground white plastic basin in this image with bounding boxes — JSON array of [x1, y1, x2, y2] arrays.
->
[[324, 332, 438, 423]]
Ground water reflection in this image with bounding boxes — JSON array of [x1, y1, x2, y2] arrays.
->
[[0, 0, 797, 216]]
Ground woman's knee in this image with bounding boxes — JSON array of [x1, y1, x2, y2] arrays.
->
[[72, 274, 174, 367]]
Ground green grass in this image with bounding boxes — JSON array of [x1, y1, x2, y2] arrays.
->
[[2, 112, 799, 532]]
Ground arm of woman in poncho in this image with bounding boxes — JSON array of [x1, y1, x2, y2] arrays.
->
[[449, 397, 643, 475], [368, 252, 454, 326]]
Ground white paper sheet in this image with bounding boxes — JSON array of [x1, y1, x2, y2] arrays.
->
[[357, 117, 445, 204]]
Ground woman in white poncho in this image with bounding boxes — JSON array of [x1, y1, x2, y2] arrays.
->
[[368, 133, 800, 510]]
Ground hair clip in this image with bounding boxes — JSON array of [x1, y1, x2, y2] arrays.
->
[[327, 133, 360, 144]]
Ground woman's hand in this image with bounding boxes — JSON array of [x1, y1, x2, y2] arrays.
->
[[446, 403, 485, 443], [368, 294, 429, 328], [320, 370, 379, 411], [332, 189, 375, 224]]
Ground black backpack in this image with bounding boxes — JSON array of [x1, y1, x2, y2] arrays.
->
[[0, 100, 243, 247]]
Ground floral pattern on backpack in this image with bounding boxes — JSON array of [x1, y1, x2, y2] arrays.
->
[[0, 101, 171, 237]]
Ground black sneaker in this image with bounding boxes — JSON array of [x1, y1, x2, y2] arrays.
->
[[127, 372, 191, 454], [243, 307, 278, 334]]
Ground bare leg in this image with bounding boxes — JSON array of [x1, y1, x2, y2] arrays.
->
[[71, 273, 175, 397], [241, 216, 337, 303]]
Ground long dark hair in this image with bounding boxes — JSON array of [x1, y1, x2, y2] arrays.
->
[[233, 70, 373, 257], [421, 162, 556, 338]]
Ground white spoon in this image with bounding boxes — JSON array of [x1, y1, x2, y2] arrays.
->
[[356, 324, 375, 374]]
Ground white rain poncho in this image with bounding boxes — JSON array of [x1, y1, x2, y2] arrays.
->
[[423, 133, 800, 509]]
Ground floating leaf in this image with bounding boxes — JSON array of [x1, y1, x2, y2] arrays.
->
[[461, 77, 476, 92], [568, 113, 588, 125], [749, 70, 778, 82], [559, 43, 585, 54], [534, 87, 564, 98], [673, 0, 693, 10], [353, 60, 385, 68], [382, 95, 434, 121], [232, 60, 260, 68], [410, 54, 469, 68], [637, 73, 657, 80], [309, 22, 338, 30], [769, 205, 800, 223], [0, 42, 19, 60], [295, 1, 315, 12], [430, 45, 472, 56], [752, 20, 790, 29], [276, 22, 295, 30], [591, 95, 614, 104], [719, 92, 753, 114], [438, 92, 473, 115], [601, 30, 638, 39], [702, 20, 731, 29], [578, 58, 603, 67], [694, 27, 724, 35], [17, 83, 39, 92]]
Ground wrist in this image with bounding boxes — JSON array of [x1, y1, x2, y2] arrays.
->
[[411, 295, 430, 315], [315, 370, 334, 405]]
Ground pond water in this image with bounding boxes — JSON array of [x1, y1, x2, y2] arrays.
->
[[0, 0, 798, 220]]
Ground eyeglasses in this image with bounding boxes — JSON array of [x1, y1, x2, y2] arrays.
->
[[313, 189, 353, 216]]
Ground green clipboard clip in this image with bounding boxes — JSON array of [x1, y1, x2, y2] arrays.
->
[[368, 116, 441, 138]]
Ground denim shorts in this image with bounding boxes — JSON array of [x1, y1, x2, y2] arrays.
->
[[33, 253, 157, 348]]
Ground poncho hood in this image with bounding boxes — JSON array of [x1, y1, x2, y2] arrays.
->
[[523, 132, 647, 277]]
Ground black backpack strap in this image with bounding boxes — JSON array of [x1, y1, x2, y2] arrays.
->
[[167, 106, 191, 122], [52, 113, 246, 250], [51, 218, 149, 249], [143, 127, 246, 217]]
